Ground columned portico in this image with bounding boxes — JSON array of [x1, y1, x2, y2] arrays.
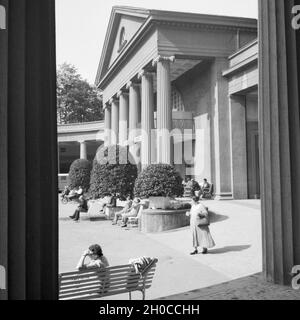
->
[[104, 106, 111, 146], [117, 90, 129, 146], [153, 56, 175, 165], [138, 70, 155, 168], [96, 6, 258, 197], [110, 98, 119, 145]]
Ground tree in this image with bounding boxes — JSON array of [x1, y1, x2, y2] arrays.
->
[[89, 145, 138, 200], [134, 164, 184, 199], [57, 63, 103, 124], [68, 159, 92, 192]]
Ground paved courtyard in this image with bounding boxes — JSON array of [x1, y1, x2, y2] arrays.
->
[[59, 198, 264, 300]]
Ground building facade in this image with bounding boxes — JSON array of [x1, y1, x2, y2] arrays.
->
[[95, 6, 258, 200]]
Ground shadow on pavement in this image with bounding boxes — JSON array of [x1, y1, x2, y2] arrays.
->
[[209, 211, 229, 224], [208, 245, 251, 254]]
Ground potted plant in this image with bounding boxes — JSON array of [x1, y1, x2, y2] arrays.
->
[[134, 164, 183, 209], [89, 145, 138, 204]]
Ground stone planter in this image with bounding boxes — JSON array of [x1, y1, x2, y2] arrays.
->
[[149, 197, 171, 210], [140, 209, 190, 233]]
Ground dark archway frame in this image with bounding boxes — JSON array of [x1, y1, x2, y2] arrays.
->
[[0, 0, 300, 299]]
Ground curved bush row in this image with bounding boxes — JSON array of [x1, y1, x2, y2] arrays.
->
[[67, 145, 183, 200]]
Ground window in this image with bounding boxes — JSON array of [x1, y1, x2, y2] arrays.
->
[[172, 86, 185, 112], [118, 27, 127, 52]]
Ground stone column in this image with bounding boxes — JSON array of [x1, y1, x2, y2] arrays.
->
[[0, 0, 58, 300], [259, 0, 300, 285], [229, 95, 248, 199], [110, 97, 119, 145], [117, 90, 129, 146], [211, 58, 233, 200], [126, 81, 141, 142], [79, 141, 87, 160], [57, 143, 60, 174], [104, 106, 111, 146], [153, 56, 175, 164], [138, 70, 155, 168]]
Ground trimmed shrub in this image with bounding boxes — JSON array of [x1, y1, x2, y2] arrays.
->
[[89, 145, 138, 199], [134, 164, 184, 199], [67, 159, 92, 191]]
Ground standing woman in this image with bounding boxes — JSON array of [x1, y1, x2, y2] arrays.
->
[[187, 196, 215, 255]]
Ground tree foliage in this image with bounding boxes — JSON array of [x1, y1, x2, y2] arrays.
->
[[89, 145, 138, 200], [134, 164, 184, 199], [68, 159, 92, 191], [57, 63, 103, 124]]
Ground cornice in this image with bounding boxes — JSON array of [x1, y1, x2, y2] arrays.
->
[[96, 7, 258, 89], [151, 19, 257, 33]]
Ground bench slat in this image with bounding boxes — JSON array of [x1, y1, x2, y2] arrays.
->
[[60, 263, 157, 281], [60, 271, 155, 289], [60, 275, 146, 289], [59, 281, 152, 299], [60, 264, 133, 277], [60, 276, 147, 288], [60, 270, 132, 283], [60, 287, 143, 300], [60, 276, 153, 293], [60, 279, 153, 295], [60, 277, 153, 293], [60, 272, 142, 286]]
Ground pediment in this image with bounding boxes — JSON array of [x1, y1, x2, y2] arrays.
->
[[96, 7, 149, 85]]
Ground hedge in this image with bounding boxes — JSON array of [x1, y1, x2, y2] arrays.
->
[[134, 164, 183, 199], [89, 145, 138, 199], [67, 159, 92, 191]]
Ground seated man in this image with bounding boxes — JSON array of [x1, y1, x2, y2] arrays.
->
[[120, 198, 141, 228], [112, 195, 132, 225], [200, 179, 212, 199], [69, 195, 89, 222], [95, 194, 113, 214], [68, 186, 83, 202]]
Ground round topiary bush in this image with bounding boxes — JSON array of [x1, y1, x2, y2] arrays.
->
[[134, 164, 184, 199], [89, 145, 138, 199], [67, 159, 92, 191]]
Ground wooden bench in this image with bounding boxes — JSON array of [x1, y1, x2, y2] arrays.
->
[[126, 205, 144, 228], [59, 258, 158, 300]]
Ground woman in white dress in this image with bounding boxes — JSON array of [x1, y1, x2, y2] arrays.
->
[[186, 196, 215, 255]]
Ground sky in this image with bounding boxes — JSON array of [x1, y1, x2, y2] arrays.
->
[[55, 0, 258, 85]]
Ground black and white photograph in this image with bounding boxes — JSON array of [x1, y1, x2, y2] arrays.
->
[[0, 0, 300, 307]]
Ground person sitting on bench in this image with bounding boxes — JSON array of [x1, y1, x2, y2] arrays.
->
[[69, 195, 88, 222], [200, 179, 212, 199], [68, 186, 83, 202], [120, 198, 141, 228], [112, 195, 132, 225], [76, 244, 109, 270]]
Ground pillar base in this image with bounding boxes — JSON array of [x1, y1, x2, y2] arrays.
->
[[214, 193, 234, 201]]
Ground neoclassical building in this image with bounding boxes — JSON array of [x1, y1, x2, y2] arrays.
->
[[1, 0, 299, 299], [95, 6, 258, 200]]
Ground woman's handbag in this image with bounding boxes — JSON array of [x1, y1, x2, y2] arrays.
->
[[198, 214, 210, 227]]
